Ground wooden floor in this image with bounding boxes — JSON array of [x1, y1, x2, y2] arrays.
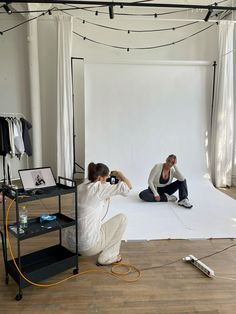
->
[[218, 186, 236, 200], [0, 188, 236, 313]]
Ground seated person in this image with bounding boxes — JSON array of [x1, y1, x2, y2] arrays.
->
[[139, 154, 192, 208], [35, 174, 45, 186], [64, 162, 132, 265]]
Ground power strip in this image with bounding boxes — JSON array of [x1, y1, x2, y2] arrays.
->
[[183, 255, 214, 278]]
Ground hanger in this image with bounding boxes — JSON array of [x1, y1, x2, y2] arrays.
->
[[0, 112, 27, 119]]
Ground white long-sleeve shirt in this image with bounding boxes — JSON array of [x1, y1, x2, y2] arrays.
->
[[148, 164, 185, 197], [64, 180, 130, 252]]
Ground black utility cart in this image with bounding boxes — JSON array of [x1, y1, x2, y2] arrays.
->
[[1, 177, 79, 301]]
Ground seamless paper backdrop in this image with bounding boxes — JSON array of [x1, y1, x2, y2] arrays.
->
[[83, 62, 236, 240], [84, 62, 212, 188]]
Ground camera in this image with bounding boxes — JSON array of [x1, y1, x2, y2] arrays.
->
[[106, 175, 119, 185]]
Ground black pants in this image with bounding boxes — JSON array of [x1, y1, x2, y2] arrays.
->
[[139, 179, 189, 202]]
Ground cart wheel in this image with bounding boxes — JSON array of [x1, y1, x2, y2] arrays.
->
[[73, 269, 79, 275], [15, 293, 23, 301], [5, 276, 9, 285]]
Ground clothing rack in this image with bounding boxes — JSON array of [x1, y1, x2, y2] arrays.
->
[[0, 112, 26, 118], [0, 113, 30, 185]]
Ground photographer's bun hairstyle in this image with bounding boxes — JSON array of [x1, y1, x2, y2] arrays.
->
[[167, 154, 176, 160], [88, 162, 109, 182]]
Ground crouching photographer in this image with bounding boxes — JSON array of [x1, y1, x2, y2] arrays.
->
[[64, 162, 132, 266]]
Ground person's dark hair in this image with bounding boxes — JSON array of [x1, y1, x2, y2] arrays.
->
[[88, 162, 109, 182], [167, 154, 176, 160]]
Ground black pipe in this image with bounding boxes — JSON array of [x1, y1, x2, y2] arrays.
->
[[71, 57, 76, 179], [210, 60, 217, 132], [1, 1, 236, 11]]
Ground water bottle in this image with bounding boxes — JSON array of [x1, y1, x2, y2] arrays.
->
[[19, 206, 28, 229]]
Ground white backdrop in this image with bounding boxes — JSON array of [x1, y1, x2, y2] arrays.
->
[[84, 61, 212, 188], [83, 61, 236, 240]]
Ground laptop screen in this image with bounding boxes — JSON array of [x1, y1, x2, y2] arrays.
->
[[19, 167, 56, 191]]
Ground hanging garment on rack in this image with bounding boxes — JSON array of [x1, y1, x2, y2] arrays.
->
[[0, 117, 11, 156], [0, 115, 33, 158], [13, 118, 25, 157], [20, 118, 32, 156], [5, 118, 15, 157], [0, 113, 33, 184]]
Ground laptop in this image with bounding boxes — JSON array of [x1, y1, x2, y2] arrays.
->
[[19, 167, 57, 193]]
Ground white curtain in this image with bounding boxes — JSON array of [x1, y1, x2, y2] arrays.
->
[[57, 15, 74, 180], [211, 21, 234, 187]]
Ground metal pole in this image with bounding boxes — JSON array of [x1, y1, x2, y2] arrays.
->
[[1, 1, 236, 11], [71, 57, 85, 180], [71, 57, 76, 180], [210, 61, 217, 132]]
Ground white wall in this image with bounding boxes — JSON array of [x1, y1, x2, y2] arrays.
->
[[38, 18, 58, 176], [0, 14, 31, 181]]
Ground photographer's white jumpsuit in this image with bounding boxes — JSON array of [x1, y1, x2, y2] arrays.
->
[[64, 180, 130, 265]]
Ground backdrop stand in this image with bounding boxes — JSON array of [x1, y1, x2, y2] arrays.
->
[[71, 57, 85, 180]]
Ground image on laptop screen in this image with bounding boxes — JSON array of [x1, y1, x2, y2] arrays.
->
[[19, 167, 56, 191]]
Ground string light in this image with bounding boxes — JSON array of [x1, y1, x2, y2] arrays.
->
[[204, 8, 213, 21], [0, 10, 49, 35], [109, 5, 114, 19], [73, 22, 217, 52], [0, 0, 226, 42], [71, 10, 214, 34], [81, 7, 191, 17], [0, 0, 228, 17], [3, 3, 12, 14]]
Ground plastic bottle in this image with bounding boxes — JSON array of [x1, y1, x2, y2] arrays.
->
[[19, 206, 28, 229]]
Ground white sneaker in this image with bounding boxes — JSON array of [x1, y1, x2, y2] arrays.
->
[[178, 198, 193, 209], [164, 193, 177, 202]]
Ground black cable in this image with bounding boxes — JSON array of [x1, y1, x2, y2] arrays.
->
[[0, 5, 58, 14], [0, 11, 46, 35], [0, 0, 229, 16], [69, 9, 221, 33], [63, 1, 190, 16], [71, 11, 199, 33], [0, 4, 108, 14], [73, 30, 127, 50], [139, 257, 183, 271], [73, 22, 217, 51], [64, 0, 228, 17], [62, 3, 109, 10], [196, 243, 236, 262], [0, 0, 226, 38], [138, 241, 236, 272], [173, 23, 216, 46], [77, 7, 190, 17]]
